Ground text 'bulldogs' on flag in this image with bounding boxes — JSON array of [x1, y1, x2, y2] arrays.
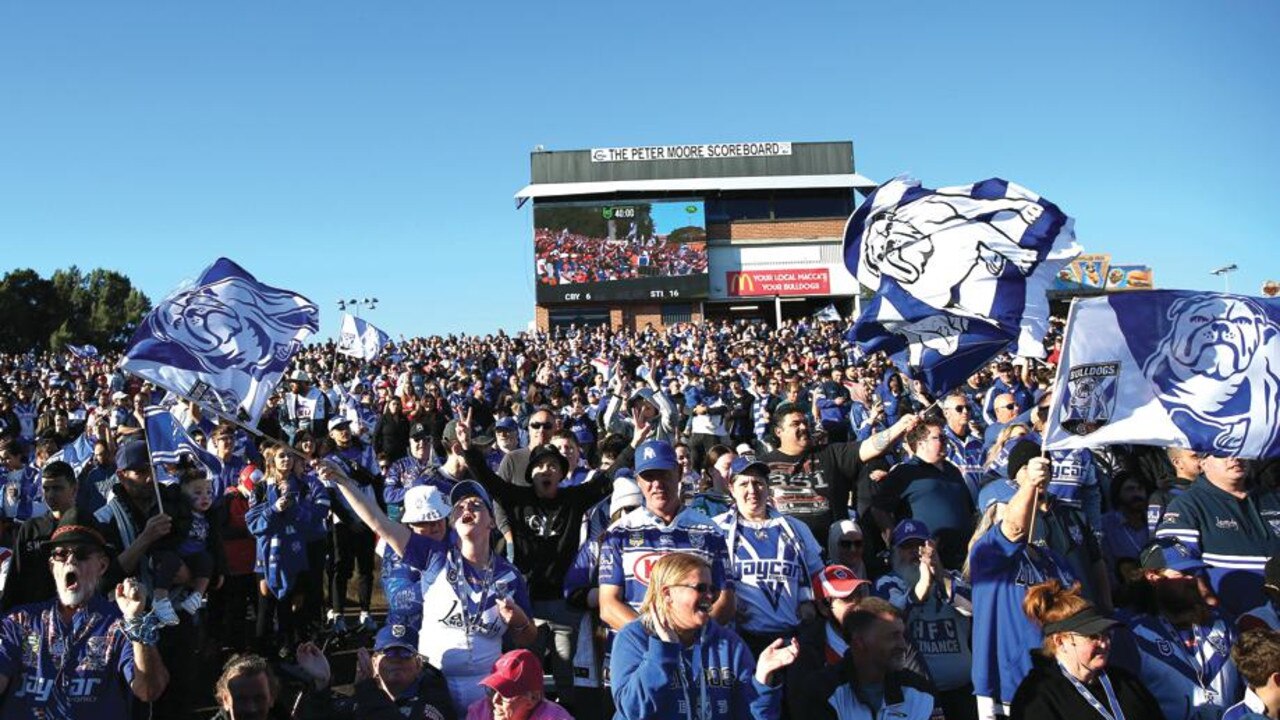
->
[[121, 258, 319, 425], [337, 312, 391, 361], [843, 177, 1079, 394], [1043, 291, 1280, 459]]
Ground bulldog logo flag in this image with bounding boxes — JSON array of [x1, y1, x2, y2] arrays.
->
[[337, 312, 391, 361], [121, 258, 319, 425], [844, 176, 1079, 394], [1043, 291, 1280, 458]]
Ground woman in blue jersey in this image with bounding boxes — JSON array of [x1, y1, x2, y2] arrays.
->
[[609, 552, 799, 720], [967, 440, 1077, 720], [318, 461, 538, 716], [712, 457, 823, 657]]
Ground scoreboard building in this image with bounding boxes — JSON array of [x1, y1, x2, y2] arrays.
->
[[516, 141, 876, 331]]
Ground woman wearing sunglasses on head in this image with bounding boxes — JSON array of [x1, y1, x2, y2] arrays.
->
[[609, 552, 799, 720], [1010, 579, 1163, 720]]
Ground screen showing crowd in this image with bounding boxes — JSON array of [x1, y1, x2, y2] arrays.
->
[[534, 199, 709, 303]]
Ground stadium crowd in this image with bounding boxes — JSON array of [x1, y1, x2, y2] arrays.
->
[[1, 315, 1280, 720], [534, 228, 708, 285]]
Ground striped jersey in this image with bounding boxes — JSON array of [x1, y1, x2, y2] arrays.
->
[[1154, 478, 1280, 617], [1118, 612, 1243, 720], [597, 506, 731, 610], [712, 508, 823, 634]]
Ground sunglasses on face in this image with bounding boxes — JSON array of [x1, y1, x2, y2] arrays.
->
[[379, 647, 418, 660], [948, 406, 969, 413], [999, 403, 1017, 411], [671, 582, 721, 600], [50, 547, 99, 564], [528, 422, 551, 430]]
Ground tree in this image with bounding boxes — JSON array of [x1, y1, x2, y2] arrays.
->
[[0, 266, 151, 352]]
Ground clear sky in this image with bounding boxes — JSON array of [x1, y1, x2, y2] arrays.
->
[[1, 1, 1276, 340]]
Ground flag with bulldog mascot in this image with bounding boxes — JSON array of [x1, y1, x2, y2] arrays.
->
[[843, 176, 1080, 395], [1043, 290, 1280, 459]]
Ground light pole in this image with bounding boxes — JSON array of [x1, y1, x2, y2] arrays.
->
[[1210, 264, 1237, 293], [338, 297, 379, 318]]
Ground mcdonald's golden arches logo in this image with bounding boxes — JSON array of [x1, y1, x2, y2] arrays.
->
[[728, 272, 755, 296]]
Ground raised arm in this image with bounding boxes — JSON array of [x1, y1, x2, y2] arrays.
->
[[859, 413, 919, 462], [316, 460, 411, 557]]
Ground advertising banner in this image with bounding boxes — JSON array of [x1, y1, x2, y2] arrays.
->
[[725, 268, 831, 297]]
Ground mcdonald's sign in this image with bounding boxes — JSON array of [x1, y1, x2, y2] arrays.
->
[[726, 269, 830, 297]]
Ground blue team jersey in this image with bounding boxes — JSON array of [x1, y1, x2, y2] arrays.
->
[[968, 524, 1076, 707], [943, 425, 984, 501], [712, 509, 823, 634], [0, 597, 137, 720], [598, 507, 731, 610], [378, 540, 423, 628], [1155, 477, 1280, 618], [1115, 611, 1242, 720]]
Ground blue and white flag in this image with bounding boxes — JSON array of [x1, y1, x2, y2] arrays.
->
[[1043, 291, 1280, 459], [67, 344, 99, 359], [144, 405, 224, 484], [844, 176, 1080, 393], [337, 312, 391, 361], [48, 432, 95, 475], [121, 258, 319, 425], [813, 303, 842, 322]]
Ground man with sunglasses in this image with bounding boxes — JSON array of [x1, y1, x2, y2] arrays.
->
[[981, 361, 1032, 427], [941, 389, 985, 499], [497, 408, 557, 488], [0, 508, 169, 718]]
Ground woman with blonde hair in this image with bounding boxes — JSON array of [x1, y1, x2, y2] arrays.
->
[[609, 552, 799, 719], [1010, 579, 1162, 719]]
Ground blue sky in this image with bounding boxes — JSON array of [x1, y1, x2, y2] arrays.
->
[[1, 1, 1276, 340]]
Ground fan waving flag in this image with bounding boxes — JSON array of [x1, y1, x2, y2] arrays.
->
[[1043, 291, 1280, 459], [121, 258, 319, 425], [48, 432, 95, 475], [336, 312, 391, 361], [144, 405, 224, 484], [67, 344, 99, 359], [843, 176, 1080, 394]]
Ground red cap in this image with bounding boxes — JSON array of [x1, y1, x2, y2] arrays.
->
[[238, 465, 262, 492], [814, 564, 869, 601], [480, 649, 543, 698]]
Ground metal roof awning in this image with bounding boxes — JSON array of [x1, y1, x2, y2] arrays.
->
[[514, 173, 879, 208]]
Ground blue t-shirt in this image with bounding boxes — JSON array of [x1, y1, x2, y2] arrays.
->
[[968, 524, 1075, 705], [0, 596, 137, 720]]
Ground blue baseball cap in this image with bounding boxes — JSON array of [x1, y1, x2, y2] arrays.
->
[[449, 480, 493, 514], [115, 441, 150, 472], [634, 440, 679, 475], [495, 417, 519, 432], [1140, 539, 1210, 574], [729, 456, 769, 479], [373, 622, 419, 653], [891, 518, 931, 547]]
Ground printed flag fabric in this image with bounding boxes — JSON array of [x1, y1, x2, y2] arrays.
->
[[1042, 291, 1280, 459], [337, 312, 391, 361], [843, 176, 1080, 394], [67, 344, 99, 359], [121, 258, 319, 425], [144, 405, 224, 484], [48, 432, 95, 475]]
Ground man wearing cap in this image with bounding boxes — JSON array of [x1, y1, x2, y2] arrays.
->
[[1155, 454, 1280, 618], [982, 361, 1032, 427], [0, 509, 169, 717], [317, 460, 536, 715], [759, 402, 918, 541], [871, 417, 976, 571], [281, 370, 331, 441], [493, 417, 521, 457], [466, 649, 573, 720], [293, 624, 455, 720], [384, 421, 439, 522], [455, 415, 619, 707], [712, 456, 824, 656], [380, 484, 451, 628], [876, 519, 975, 719], [1110, 539, 1244, 720], [497, 408, 558, 488], [597, 438, 736, 655], [326, 415, 382, 633]]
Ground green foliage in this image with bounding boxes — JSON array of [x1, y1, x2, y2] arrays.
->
[[0, 266, 151, 352]]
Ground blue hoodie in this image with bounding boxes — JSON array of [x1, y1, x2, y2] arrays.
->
[[609, 617, 781, 720], [246, 478, 323, 599]]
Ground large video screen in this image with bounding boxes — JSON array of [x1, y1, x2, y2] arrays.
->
[[534, 199, 708, 303]]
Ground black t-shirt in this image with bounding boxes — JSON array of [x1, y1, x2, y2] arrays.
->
[[760, 441, 864, 537]]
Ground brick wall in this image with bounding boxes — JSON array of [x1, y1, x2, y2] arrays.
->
[[708, 218, 846, 241]]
